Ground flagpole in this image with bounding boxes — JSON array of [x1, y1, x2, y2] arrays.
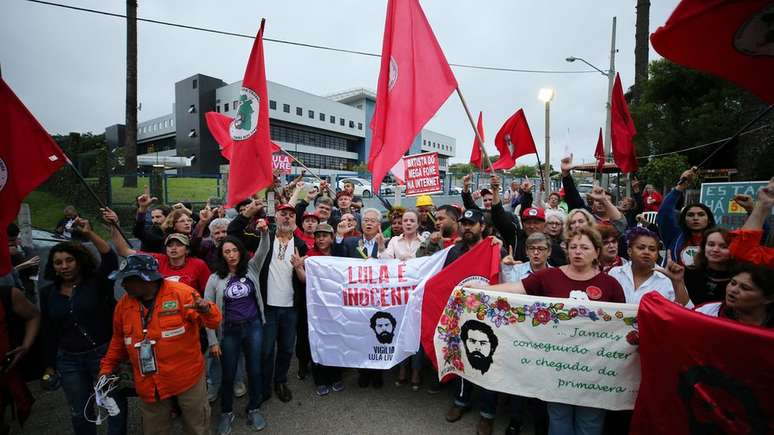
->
[[65, 159, 132, 246], [277, 148, 338, 197], [533, 151, 547, 197], [455, 86, 495, 173]]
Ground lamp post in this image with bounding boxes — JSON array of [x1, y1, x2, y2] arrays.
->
[[566, 16, 617, 190], [538, 88, 555, 198]]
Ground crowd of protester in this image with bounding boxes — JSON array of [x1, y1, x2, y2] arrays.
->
[[0, 164, 770, 435]]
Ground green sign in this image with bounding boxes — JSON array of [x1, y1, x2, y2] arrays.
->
[[699, 181, 773, 229]]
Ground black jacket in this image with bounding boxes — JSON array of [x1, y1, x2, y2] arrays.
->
[[257, 231, 308, 309]]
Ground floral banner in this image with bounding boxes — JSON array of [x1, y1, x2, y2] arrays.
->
[[434, 287, 641, 410]]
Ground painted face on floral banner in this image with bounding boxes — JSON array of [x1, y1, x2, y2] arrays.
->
[[461, 319, 498, 375]]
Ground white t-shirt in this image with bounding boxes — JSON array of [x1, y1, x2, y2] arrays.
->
[[608, 263, 676, 304], [694, 302, 721, 317], [266, 238, 295, 307]]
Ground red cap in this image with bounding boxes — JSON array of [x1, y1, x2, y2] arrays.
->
[[521, 207, 546, 221], [276, 203, 296, 213], [303, 211, 320, 221]]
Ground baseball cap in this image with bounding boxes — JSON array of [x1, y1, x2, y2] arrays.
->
[[109, 254, 164, 299], [521, 207, 546, 222], [480, 188, 493, 196], [303, 211, 320, 221], [314, 223, 334, 235], [458, 208, 485, 225], [276, 203, 296, 213], [165, 233, 190, 246]]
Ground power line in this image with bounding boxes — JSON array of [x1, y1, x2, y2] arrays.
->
[[25, 0, 599, 75], [636, 124, 771, 160]]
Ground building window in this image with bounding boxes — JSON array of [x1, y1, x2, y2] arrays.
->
[[224, 103, 230, 112], [283, 104, 290, 113], [171, 119, 174, 126], [192, 79, 197, 89], [295, 107, 302, 116], [216, 105, 220, 113], [319, 113, 325, 121], [358, 123, 363, 130], [340, 118, 345, 126], [163, 120, 168, 128], [269, 100, 277, 110], [233, 100, 239, 110], [330, 115, 335, 124], [308, 110, 315, 119]]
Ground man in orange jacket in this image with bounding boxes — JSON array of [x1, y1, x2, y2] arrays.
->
[[100, 254, 221, 435]]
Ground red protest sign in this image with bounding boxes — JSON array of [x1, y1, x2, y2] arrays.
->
[[403, 152, 441, 196], [272, 153, 292, 174]]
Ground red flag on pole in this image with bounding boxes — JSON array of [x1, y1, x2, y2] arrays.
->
[[368, 0, 458, 195], [594, 127, 605, 172], [421, 240, 501, 374], [631, 293, 774, 434], [651, 0, 774, 105], [206, 112, 279, 161], [469, 111, 484, 169], [0, 79, 67, 275], [490, 109, 537, 171], [204, 19, 275, 207], [610, 74, 638, 174]]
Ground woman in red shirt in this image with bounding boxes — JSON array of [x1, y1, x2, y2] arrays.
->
[[642, 184, 662, 212], [490, 226, 624, 435]]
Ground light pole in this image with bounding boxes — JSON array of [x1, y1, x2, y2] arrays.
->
[[538, 88, 555, 198], [566, 16, 617, 190]]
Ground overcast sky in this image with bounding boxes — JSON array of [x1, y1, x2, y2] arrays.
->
[[1, 0, 680, 167]]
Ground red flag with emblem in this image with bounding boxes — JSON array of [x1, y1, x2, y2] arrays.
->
[[204, 19, 276, 207], [368, 0, 458, 195], [610, 74, 638, 174], [0, 78, 67, 275], [469, 111, 485, 169], [631, 293, 774, 434], [651, 0, 774, 104], [490, 109, 537, 171], [594, 127, 605, 172], [421, 239, 501, 375]]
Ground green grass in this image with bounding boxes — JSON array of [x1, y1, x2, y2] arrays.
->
[[110, 176, 220, 204], [24, 190, 66, 231]]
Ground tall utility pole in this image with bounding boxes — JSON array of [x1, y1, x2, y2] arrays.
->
[[633, 0, 651, 103], [603, 16, 617, 191], [124, 0, 138, 187]]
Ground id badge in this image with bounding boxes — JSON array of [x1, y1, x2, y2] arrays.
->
[[134, 339, 158, 376]]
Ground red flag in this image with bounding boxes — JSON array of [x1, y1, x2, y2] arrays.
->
[[469, 111, 484, 169], [631, 293, 774, 434], [0, 79, 67, 274], [610, 74, 638, 174], [421, 240, 501, 374], [368, 0, 457, 195], [651, 0, 774, 105], [490, 109, 537, 171], [203, 19, 275, 207], [594, 127, 605, 172]]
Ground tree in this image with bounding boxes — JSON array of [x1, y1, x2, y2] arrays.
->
[[633, 0, 650, 102], [448, 163, 475, 175], [123, 0, 138, 187], [630, 59, 773, 180], [638, 155, 689, 192], [509, 165, 536, 178]]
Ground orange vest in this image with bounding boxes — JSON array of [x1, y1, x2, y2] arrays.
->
[[100, 280, 221, 402]]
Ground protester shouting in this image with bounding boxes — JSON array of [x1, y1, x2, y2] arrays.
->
[[695, 262, 774, 328], [40, 218, 127, 435], [99, 254, 221, 435], [132, 187, 169, 253], [417, 204, 461, 256], [205, 226, 270, 434]]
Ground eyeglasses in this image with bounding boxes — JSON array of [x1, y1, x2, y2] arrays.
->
[[527, 246, 549, 253], [362, 217, 380, 224]]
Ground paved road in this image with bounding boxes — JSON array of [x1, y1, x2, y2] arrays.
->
[[17, 360, 538, 434]]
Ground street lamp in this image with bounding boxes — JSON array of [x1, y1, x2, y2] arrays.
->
[[538, 88, 554, 197], [566, 16, 617, 191]]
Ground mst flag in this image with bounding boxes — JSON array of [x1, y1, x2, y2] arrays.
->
[[206, 112, 279, 161], [469, 111, 485, 169], [610, 74, 638, 174], [205, 19, 274, 207], [631, 293, 774, 434], [421, 239, 501, 374], [368, 0, 457, 195], [0, 79, 66, 275], [594, 127, 605, 172], [491, 109, 537, 171], [305, 250, 449, 369], [651, 0, 774, 105]]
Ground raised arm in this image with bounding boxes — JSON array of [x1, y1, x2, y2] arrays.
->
[[461, 173, 480, 211], [489, 175, 517, 249], [560, 154, 588, 212], [657, 168, 695, 253], [248, 218, 271, 275], [102, 207, 137, 257]]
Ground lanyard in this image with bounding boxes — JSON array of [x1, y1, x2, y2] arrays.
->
[[139, 295, 158, 336]]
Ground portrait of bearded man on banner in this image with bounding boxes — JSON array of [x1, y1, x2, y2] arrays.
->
[[461, 319, 499, 375], [370, 311, 397, 344]]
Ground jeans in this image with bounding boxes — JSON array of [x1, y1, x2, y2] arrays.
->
[[311, 363, 341, 387], [220, 318, 263, 413], [547, 403, 606, 435], [479, 391, 527, 422], [261, 305, 298, 397], [207, 351, 245, 391], [56, 343, 127, 435]]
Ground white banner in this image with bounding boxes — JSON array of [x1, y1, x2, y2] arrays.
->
[[435, 287, 641, 410], [306, 249, 449, 369]]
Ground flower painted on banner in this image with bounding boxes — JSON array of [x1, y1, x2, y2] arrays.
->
[[615, 311, 624, 319], [466, 294, 479, 311], [495, 298, 510, 312], [626, 330, 640, 346], [439, 314, 450, 327], [568, 308, 578, 318], [534, 308, 552, 325]]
